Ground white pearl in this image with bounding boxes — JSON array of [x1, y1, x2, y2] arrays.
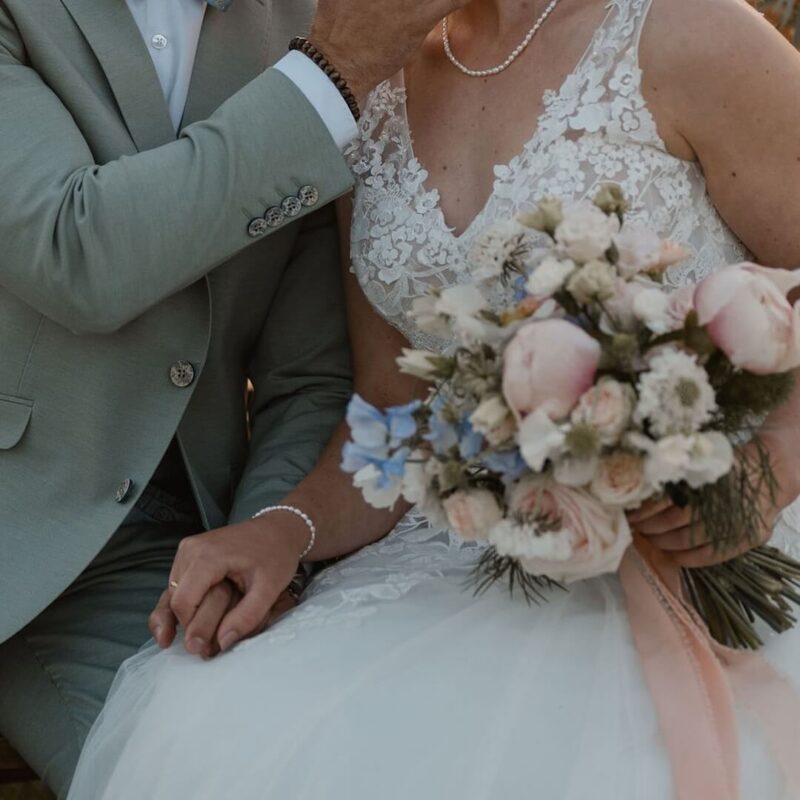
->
[[442, 0, 562, 78]]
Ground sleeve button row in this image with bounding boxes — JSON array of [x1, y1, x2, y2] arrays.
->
[[247, 185, 319, 238]]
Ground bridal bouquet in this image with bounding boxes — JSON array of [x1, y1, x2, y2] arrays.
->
[[342, 185, 800, 649]]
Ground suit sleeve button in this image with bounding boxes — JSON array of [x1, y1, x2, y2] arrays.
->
[[297, 185, 319, 207], [247, 217, 268, 237]]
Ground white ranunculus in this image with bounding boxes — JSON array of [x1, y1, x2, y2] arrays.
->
[[555, 202, 620, 264], [566, 260, 617, 305], [516, 408, 566, 471], [526, 256, 577, 297], [470, 396, 516, 446]]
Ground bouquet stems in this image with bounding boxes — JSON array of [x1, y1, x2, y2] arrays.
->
[[683, 546, 800, 649]]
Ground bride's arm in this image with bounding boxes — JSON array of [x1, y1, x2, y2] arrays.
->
[[632, 0, 800, 565], [272, 196, 425, 558], [160, 197, 426, 652]]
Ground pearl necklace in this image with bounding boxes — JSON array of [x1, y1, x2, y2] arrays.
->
[[442, 0, 561, 78]]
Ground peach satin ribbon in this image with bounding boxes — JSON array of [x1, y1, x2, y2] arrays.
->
[[618, 536, 800, 800]]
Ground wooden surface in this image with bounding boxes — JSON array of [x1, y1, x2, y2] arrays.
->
[[0, 739, 35, 785]]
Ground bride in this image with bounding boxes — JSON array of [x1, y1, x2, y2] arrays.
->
[[69, 0, 800, 797]]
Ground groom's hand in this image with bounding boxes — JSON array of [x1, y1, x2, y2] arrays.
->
[[149, 516, 309, 656], [310, 0, 470, 106]]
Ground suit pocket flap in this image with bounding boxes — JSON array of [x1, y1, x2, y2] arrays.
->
[[0, 395, 33, 449]]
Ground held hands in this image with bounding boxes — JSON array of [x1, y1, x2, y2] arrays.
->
[[148, 514, 310, 658], [310, 0, 470, 106], [629, 435, 800, 568]]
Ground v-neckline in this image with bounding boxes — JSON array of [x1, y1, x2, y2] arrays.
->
[[396, 0, 617, 242]]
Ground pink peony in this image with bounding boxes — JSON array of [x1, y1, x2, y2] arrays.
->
[[491, 477, 632, 583], [695, 263, 800, 374], [502, 319, 601, 421]]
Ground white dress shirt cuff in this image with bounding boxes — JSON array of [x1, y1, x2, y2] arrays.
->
[[274, 51, 359, 151]]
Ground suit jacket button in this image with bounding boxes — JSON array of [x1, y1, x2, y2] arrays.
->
[[170, 361, 196, 388], [281, 196, 302, 218], [264, 206, 285, 228], [115, 478, 133, 503], [298, 185, 319, 207], [247, 217, 268, 238]]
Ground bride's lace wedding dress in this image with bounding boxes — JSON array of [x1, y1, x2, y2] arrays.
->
[[68, 1, 800, 797]]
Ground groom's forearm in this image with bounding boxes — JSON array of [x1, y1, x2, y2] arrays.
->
[[0, 33, 353, 333]]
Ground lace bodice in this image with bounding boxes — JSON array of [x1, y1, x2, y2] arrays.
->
[[346, 0, 748, 351]]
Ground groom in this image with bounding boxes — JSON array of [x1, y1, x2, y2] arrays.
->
[[0, 0, 466, 796]]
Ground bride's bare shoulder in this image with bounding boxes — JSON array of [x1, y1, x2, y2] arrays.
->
[[641, 0, 797, 101], [640, 0, 800, 266]]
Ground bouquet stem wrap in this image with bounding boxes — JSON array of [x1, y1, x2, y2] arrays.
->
[[620, 535, 800, 798]]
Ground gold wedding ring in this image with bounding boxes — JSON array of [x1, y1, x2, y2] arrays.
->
[[169, 580, 179, 590]]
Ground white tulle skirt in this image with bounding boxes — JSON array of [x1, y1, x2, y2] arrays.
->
[[68, 513, 800, 800]]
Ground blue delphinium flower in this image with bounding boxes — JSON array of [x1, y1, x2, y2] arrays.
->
[[483, 449, 528, 483], [458, 417, 484, 460], [513, 274, 528, 303], [343, 395, 421, 482], [385, 400, 422, 446]]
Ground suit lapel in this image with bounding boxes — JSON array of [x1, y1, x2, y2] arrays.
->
[[60, 0, 176, 151], [181, 0, 271, 128]]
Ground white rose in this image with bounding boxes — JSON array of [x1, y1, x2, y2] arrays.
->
[[526, 256, 576, 297], [591, 451, 651, 508], [443, 489, 504, 541], [613, 225, 663, 278], [516, 408, 566, 471], [567, 260, 618, 305], [555, 202, 620, 263], [572, 377, 635, 446], [470, 396, 516, 446], [633, 288, 672, 334]]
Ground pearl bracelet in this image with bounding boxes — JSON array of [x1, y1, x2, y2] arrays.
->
[[252, 504, 316, 561]]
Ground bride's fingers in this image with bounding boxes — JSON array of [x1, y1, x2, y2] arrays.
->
[[636, 505, 692, 536], [148, 589, 178, 648], [169, 554, 229, 629], [183, 582, 239, 658], [217, 579, 279, 652], [627, 497, 673, 524], [645, 525, 710, 552]]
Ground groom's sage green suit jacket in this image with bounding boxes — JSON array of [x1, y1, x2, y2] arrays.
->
[[0, 0, 355, 642]]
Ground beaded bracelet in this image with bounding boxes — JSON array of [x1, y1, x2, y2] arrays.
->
[[289, 36, 361, 122], [253, 504, 317, 561]]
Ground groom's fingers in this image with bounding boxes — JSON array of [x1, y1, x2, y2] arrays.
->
[[217, 578, 279, 652], [148, 590, 178, 648]]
